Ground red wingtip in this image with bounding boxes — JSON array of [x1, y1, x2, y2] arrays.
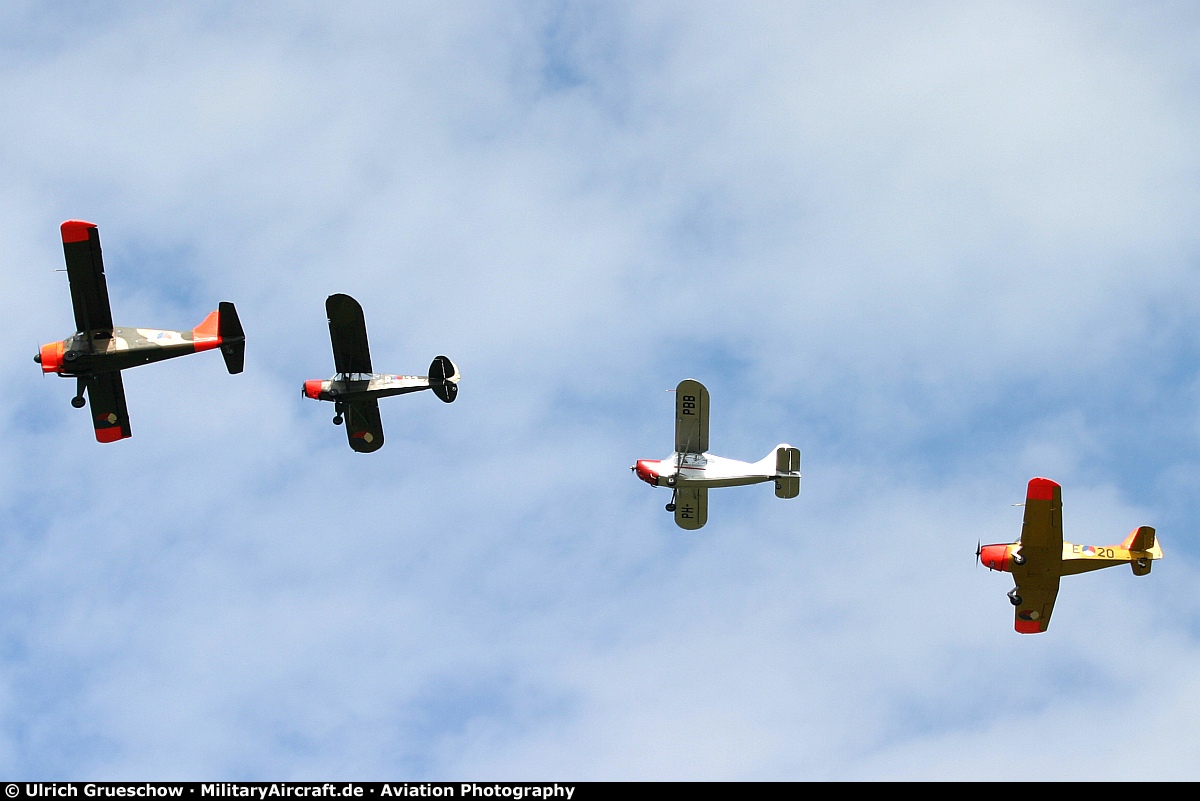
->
[[1014, 619, 1044, 634], [1026, 477, 1060, 502], [61, 220, 97, 243], [94, 427, 127, 444]]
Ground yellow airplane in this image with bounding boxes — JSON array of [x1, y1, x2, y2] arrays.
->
[[978, 477, 1163, 634]]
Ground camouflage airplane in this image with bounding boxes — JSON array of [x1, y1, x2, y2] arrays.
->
[[36, 220, 245, 443], [302, 293, 460, 453], [631, 378, 801, 529], [979, 477, 1163, 634]]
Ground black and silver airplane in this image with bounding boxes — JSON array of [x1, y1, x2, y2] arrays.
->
[[302, 293, 459, 453], [37, 220, 245, 442]]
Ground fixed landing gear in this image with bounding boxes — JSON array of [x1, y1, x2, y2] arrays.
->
[[1008, 588, 1023, 606], [666, 486, 678, 513], [71, 377, 86, 408], [332, 401, 344, 426], [1012, 552, 1026, 565]]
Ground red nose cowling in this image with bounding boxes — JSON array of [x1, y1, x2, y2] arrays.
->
[[979, 544, 1011, 572], [304, 380, 324, 400], [634, 460, 658, 486], [39, 341, 64, 374]]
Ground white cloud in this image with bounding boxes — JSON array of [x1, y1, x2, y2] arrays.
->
[[1, 0, 1199, 779]]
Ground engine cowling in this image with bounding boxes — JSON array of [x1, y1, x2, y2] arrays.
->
[[303, 379, 325, 400], [979, 543, 1013, 572], [633, 460, 660, 486], [38, 341, 64, 374]]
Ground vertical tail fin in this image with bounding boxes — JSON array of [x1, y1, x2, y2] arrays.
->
[[429, 355, 459, 403], [1121, 526, 1157, 576]]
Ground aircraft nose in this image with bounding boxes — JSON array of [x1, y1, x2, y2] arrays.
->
[[633, 460, 658, 486], [303, 380, 323, 400], [979, 544, 1011, 572]]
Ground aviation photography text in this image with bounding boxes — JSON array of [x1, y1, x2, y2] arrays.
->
[[13, 785, 578, 800]]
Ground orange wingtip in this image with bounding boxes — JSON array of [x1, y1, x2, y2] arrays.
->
[[1026, 477, 1060, 501], [1014, 619, 1044, 634], [61, 220, 97, 243]]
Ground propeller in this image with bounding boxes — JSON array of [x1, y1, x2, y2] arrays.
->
[[976, 540, 982, 568]]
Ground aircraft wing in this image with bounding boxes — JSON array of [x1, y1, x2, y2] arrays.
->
[[1020, 477, 1063, 554], [1011, 477, 1065, 632], [344, 399, 384, 453], [86, 372, 131, 443], [674, 379, 709, 454], [61, 221, 114, 333], [326, 293, 373, 375], [674, 486, 707, 530], [1011, 573, 1060, 634]]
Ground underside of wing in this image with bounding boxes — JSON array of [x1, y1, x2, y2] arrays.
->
[[86, 371, 131, 443], [674, 486, 708, 530], [61, 221, 114, 333], [1011, 573, 1060, 634], [1020, 477, 1063, 553], [326, 293, 372, 375], [344, 399, 384, 453], [675, 379, 709, 454]]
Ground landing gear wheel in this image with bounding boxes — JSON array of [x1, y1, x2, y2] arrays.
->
[[1008, 590, 1023, 606], [71, 396, 86, 409], [1012, 553, 1026, 565], [63, 350, 79, 362], [333, 415, 343, 425], [666, 503, 676, 512], [666, 476, 677, 487]]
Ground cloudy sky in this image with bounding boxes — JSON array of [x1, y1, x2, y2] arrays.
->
[[2, 0, 1200, 780]]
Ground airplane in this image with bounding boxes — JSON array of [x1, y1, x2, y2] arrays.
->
[[35, 220, 245, 443], [631, 378, 801, 529], [302, 293, 460, 453], [978, 477, 1163, 634]]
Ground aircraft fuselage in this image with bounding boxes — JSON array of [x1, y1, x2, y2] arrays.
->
[[303, 373, 438, 403], [38, 325, 223, 377], [633, 452, 777, 489]]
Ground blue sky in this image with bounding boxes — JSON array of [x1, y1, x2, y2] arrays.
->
[[2, 1, 1200, 779]]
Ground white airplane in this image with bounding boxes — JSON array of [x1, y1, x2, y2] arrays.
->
[[631, 378, 801, 529]]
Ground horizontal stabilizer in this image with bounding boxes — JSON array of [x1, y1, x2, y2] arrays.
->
[[429, 355, 459, 403], [775, 475, 800, 499], [1121, 525, 1156, 552], [218, 301, 245, 374]]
